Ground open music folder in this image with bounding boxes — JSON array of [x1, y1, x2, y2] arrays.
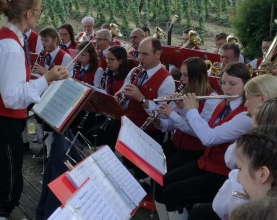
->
[[115, 116, 167, 186], [48, 145, 147, 220], [32, 78, 94, 134]]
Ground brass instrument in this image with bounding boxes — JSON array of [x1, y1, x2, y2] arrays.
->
[[31, 47, 45, 78], [232, 190, 249, 200], [140, 84, 185, 131], [206, 61, 226, 77], [153, 27, 166, 40], [258, 33, 277, 70], [76, 30, 88, 43], [181, 30, 204, 49], [124, 43, 134, 52], [153, 95, 239, 102], [118, 63, 143, 106], [110, 23, 123, 37], [227, 35, 244, 53]]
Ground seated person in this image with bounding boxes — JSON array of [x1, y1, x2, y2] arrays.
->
[[101, 23, 124, 47], [95, 29, 112, 58], [58, 23, 77, 54], [76, 16, 96, 42]]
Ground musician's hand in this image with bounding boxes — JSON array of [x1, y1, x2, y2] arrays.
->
[[123, 84, 144, 102], [33, 64, 47, 75], [152, 118, 161, 127], [172, 92, 185, 109], [183, 93, 199, 111], [44, 66, 69, 84], [114, 91, 122, 102], [157, 103, 173, 117]]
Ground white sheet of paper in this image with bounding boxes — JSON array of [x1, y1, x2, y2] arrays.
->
[[119, 116, 166, 175]]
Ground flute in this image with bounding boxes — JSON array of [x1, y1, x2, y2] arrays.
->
[[153, 95, 239, 102], [140, 84, 185, 131]]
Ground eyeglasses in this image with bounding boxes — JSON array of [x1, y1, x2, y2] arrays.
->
[[130, 36, 138, 39], [59, 33, 69, 36], [106, 58, 118, 63], [96, 38, 107, 41]]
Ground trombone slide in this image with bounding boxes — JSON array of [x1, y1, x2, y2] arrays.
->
[[153, 95, 239, 102]]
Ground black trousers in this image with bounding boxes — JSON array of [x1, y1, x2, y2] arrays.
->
[[161, 159, 228, 212], [189, 203, 221, 220], [0, 116, 25, 217], [155, 139, 204, 203]]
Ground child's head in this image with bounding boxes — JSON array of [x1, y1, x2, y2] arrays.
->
[[39, 26, 60, 52], [252, 97, 277, 127], [235, 125, 277, 201], [180, 57, 212, 96], [77, 41, 99, 72]]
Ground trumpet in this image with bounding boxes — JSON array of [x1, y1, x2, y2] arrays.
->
[[117, 63, 143, 106], [232, 190, 249, 200], [140, 84, 185, 131], [153, 95, 239, 102], [76, 30, 88, 43]]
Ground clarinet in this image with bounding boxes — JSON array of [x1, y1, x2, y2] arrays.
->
[[30, 47, 45, 77], [72, 61, 81, 78], [59, 40, 63, 49], [99, 67, 110, 89], [140, 84, 185, 131], [117, 63, 143, 106]]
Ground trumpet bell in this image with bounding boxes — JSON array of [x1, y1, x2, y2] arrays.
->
[[110, 23, 123, 37], [153, 27, 166, 40], [182, 30, 204, 49]]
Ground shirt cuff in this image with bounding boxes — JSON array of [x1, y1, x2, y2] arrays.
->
[[186, 108, 200, 119], [32, 76, 49, 95]]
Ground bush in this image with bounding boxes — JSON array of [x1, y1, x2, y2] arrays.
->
[[231, 0, 277, 60]]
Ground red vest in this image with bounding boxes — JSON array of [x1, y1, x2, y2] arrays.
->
[[106, 77, 124, 96], [129, 49, 137, 58], [126, 67, 170, 131], [0, 27, 30, 118], [76, 32, 96, 41], [64, 43, 77, 54], [257, 58, 263, 68], [197, 101, 247, 176], [110, 39, 121, 46], [40, 48, 67, 71], [74, 66, 100, 86], [27, 30, 38, 53], [171, 90, 214, 151]]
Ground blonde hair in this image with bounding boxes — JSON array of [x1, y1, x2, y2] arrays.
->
[[244, 75, 277, 99]]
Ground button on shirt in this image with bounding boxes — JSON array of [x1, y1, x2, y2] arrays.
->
[[185, 97, 252, 146]]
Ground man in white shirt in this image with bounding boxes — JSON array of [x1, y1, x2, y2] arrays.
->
[[128, 28, 145, 60], [76, 16, 96, 42], [95, 29, 112, 58]]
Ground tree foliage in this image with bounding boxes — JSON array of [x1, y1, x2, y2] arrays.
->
[[231, 0, 277, 59]]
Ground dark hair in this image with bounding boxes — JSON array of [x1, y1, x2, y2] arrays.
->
[[181, 57, 213, 96], [101, 23, 110, 30], [77, 41, 99, 73], [141, 25, 150, 34], [40, 26, 59, 43], [263, 37, 274, 42], [183, 29, 192, 34], [151, 37, 161, 53], [0, 0, 39, 22], [108, 46, 129, 80], [214, 32, 228, 41], [255, 98, 277, 126], [220, 43, 240, 57], [236, 125, 277, 192], [59, 23, 76, 46]]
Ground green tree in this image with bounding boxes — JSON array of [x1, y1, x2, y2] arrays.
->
[[231, 0, 277, 59]]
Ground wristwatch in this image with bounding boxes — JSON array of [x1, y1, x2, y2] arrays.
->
[[139, 97, 147, 104]]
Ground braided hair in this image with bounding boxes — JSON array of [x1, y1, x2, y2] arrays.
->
[[236, 125, 277, 193]]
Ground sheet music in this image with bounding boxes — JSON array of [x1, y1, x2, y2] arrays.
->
[[86, 84, 107, 94], [67, 179, 120, 220], [48, 207, 80, 220], [119, 116, 166, 175], [92, 146, 146, 206], [33, 78, 90, 129], [66, 156, 132, 219]]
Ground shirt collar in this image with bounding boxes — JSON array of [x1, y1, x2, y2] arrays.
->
[[143, 63, 162, 78], [65, 41, 71, 47], [47, 47, 60, 62], [5, 22, 24, 46], [24, 29, 31, 38], [102, 47, 110, 55], [81, 64, 89, 71], [228, 97, 243, 110]]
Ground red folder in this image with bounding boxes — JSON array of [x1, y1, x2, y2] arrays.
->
[[161, 46, 220, 68], [115, 140, 163, 186]]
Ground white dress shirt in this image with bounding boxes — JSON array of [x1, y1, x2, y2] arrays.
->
[[0, 22, 48, 109], [224, 142, 237, 169], [24, 29, 43, 54], [44, 47, 74, 76], [121, 63, 175, 114], [213, 169, 247, 220], [157, 92, 220, 138], [85, 31, 95, 41], [186, 97, 252, 146]]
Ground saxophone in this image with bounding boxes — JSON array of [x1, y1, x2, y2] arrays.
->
[[140, 84, 185, 130]]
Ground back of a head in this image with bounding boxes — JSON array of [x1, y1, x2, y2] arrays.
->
[[215, 32, 228, 41], [101, 23, 111, 30], [40, 26, 59, 40], [263, 36, 274, 43], [141, 26, 150, 35], [255, 97, 277, 126], [244, 75, 277, 99], [97, 29, 112, 42], [81, 16, 94, 25], [0, 0, 39, 22], [220, 43, 240, 58]]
